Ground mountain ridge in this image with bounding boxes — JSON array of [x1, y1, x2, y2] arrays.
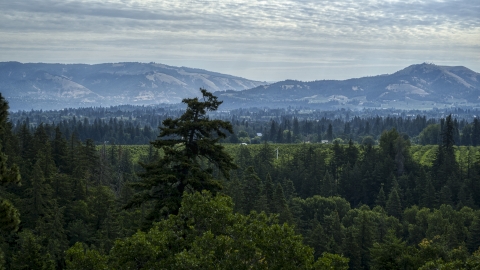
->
[[0, 61, 265, 110], [215, 63, 480, 110], [1, 62, 479, 111]]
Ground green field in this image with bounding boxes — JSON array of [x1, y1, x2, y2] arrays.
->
[[102, 143, 480, 169]]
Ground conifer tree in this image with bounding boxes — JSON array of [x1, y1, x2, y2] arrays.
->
[[432, 115, 459, 191], [330, 140, 344, 181], [323, 211, 344, 254], [375, 184, 386, 208], [126, 89, 237, 222], [276, 127, 283, 143], [321, 171, 335, 197], [306, 218, 328, 258], [353, 207, 376, 269], [286, 129, 292, 143], [18, 123, 34, 168], [253, 141, 274, 181], [269, 120, 277, 142], [235, 144, 253, 173], [343, 226, 362, 270], [473, 118, 480, 146], [345, 139, 358, 168], [23, 161, 53, 228], [361, 170, 375, 205], [326, 123, 333, 141], [370, 229, 407, 270], [35, 200, 68, 267], [11, 230, 55, 270], [0, 94, 21, 232], [422, 178, 437, 209], [222, 176, 244, 213], [386, 187, 402, 219], [241, 167, 263, 214], [35, 143, 57, 181], [272, 183, 292, 223], [264, 173, 274, 213], [438, 185, 453, 206], [293, 117, 300, 138], [282, 178, 296, 201], [32, 124, 49, 157], [52, 126, 68, 172]]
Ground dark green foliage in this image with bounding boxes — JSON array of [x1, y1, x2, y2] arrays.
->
[[3, 90, 480, 269], [422, 178, 437, 209], [126, 89, 237, 222], [323, 210, 344, 254], [370, 230, 410, 270], [241, 166, 263, 214], [11, 230, 55, 270], [344, 226, 362, 269], [354, 207, 376, 269], [306, 219, 328, 258], [23, 161, 52, 226], [431, 115, 460, 194], [419, 124, 441, 145], [386, 187, 402, 220], [439, 185, 453, 206], [327, 123, 333, 141], [0, 94, 21, 232], [321, 171, 335, 197], [253, 141, 274, 181], [104, 191, 322, 269], [264, 173, 274, 213], [467, 214, 480, 252], [0, 199, 20, 232], [65, 242, 107, 270], [379, 128, 410, 176], [375, 184, 386, 208], [272, 183, 292, 223]]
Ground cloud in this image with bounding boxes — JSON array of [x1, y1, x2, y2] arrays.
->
[[0, 0, 478, 81]]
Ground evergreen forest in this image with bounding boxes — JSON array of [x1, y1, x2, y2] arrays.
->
[[1, 90, 480, 269]]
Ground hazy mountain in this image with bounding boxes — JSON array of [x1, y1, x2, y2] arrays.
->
[[0, 62, 265, 110], [216, 63, 480, 110], [2, 62, 479, 111]]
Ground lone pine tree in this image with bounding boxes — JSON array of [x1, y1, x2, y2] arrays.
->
[[126, 89, 237, 223]]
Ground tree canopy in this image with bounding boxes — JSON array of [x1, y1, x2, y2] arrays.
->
[[126, 88, 237, 223]]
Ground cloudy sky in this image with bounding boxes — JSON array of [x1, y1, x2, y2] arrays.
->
[[0, 0, 479, 81]]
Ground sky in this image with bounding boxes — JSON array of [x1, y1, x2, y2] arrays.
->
[[0, 0, 479, 82]]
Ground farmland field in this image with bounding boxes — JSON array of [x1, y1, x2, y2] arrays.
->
[[103, 143, 480, 169]]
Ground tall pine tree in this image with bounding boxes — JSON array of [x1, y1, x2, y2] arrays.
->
[[127, 89, 237, 223]]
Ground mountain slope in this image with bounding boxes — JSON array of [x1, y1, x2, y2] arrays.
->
[[0, 62, 265, 110], [2, 62, 479, 111], [216, 63, 480, 110]]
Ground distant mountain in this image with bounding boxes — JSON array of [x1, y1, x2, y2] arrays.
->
[[215, 63, 480, 110], [2, 62, 479, 111], [0, 62, 265, 110]]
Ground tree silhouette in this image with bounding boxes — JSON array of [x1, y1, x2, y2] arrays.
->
[[126, 89, 237, 223]]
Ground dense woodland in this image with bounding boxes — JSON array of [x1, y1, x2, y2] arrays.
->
[[1, 90, 480, 269], [9, 105, 480, 147]]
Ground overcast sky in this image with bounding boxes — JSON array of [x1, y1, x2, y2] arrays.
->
[[0, 0, 479, 81]]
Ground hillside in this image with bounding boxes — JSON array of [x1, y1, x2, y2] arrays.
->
[[0, 62, 265, 110], [2, 62, 479, 111], [215, 63, 480, 110]]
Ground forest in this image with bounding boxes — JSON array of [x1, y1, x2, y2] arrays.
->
[[1, 90, 480, 269], [8, 103, 480, 147]]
